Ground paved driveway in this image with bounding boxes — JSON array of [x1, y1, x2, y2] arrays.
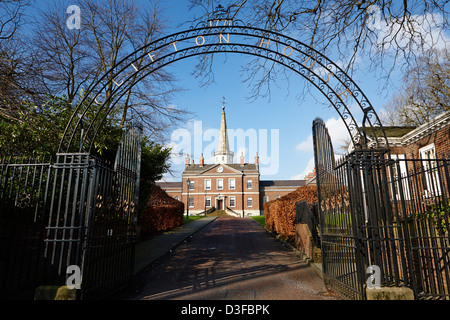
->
[[120, 217, 338, 300]]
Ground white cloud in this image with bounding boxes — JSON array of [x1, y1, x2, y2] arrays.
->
[[166, 104, 179, 110], [295, 134, 313, 152], [295, 116, 350, 153], [325, 117, 352, 149], [293, 117, 351, 180], [291, 157, 315, 180], [375, 12, 450, 54]]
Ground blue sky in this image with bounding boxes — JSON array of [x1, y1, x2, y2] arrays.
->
[[24, 1, 449, 182], [154, 0, 403, 182], [161, 52, 374, 181]]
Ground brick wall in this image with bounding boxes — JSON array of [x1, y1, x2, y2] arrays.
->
[[181, 170, 260, 215], [390, 122, 449, 158]]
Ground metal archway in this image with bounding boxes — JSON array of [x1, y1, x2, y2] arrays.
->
[[59, 18, 388, 154]]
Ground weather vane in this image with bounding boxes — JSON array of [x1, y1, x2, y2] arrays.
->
[[211, 4, 228, 20], [222, 97, 226, 110]]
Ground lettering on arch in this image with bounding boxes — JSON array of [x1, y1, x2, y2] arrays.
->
[[61, 20, 385, 153]]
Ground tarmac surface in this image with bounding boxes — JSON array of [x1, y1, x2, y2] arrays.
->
[[116, 216, 339, 300]]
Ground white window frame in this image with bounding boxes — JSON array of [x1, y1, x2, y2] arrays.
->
[[247, 197, 253, 208], [204, 179, 211, 190], [390, 154, 410, 200], [419, 144, 441, 196], [188, 197, 194, 208], [188, 180, 195, 190], [263, 196, 269, 203], [229, 196, 236, 207], [246, 179, 252, 189], [205, 196, 211, 207], [229, 178, 235, 190], [217, 178, 223, 190]]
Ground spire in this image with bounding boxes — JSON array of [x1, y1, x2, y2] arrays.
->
[[214, 99, 234, 164], [217, 105, 230, 154]]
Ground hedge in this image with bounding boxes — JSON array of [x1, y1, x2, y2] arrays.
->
[[139, 185, 184, 235], [264, 185, 317, 241]]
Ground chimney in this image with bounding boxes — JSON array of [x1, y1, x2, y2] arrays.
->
[[240, 152, 245, 166], [255, 152, 259, 166], [200, 153, 204, 167], [185, 154, 190, 167]]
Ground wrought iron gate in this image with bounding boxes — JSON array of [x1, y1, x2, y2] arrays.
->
[[313, 118, 450, 300], [0, 125, 142, 299], [312, 118, 367, 299]]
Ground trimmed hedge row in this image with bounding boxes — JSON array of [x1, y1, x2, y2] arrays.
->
[[139, 185, 184, 235], [264, 185, 317, 241]]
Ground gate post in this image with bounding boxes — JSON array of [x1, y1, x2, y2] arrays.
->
[[345, 152, 370, 297]]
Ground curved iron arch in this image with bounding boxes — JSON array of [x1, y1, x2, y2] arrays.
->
[[59, 19, 388, 153]]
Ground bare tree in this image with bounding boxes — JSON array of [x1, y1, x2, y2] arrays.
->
[[82, 0, 189, 139], [380, 48, 449, 127], [0, 0, 38, 121], [32, 0, 190, 141], [0, 1, 45, 123], [0, 0, 30, 40], [0, 38, 41, 122], [187, 0, 449, 100], [33, 1, 94, 104]]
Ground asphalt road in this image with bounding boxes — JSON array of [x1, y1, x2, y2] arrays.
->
[[118, 217, 338, 300]]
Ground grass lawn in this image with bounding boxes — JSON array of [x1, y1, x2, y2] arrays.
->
[[183, 215, 203, 225], [251, 215, 266, 227]]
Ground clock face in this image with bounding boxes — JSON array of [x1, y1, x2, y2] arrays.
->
[[217, 166, 223, 173]]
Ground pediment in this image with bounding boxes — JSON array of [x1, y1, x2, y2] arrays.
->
[[199, 163, 243, 175]]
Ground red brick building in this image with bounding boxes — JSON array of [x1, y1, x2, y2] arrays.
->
[[350, 111, 450, 198], [359, 110, 450, 157], [157, 104, 306, 217]]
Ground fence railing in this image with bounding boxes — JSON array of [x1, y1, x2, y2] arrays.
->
[[313, 118, 450, 300], [0, 156, 55, 298], [319, 150, 450, 300], [0, 125, 142, 300], [386, 154, 450, 299]]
